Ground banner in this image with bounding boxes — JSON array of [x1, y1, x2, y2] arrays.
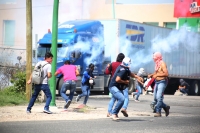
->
[[174, 0, 200, 17]]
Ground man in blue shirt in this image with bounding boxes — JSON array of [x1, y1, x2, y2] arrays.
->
[[108, 57, 142, 120], [76, 63, 96, 105]]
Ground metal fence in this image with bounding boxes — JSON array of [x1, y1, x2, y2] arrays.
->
[[0, 47, 26, 89]]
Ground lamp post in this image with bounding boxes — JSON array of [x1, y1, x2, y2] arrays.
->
[[50, 0, 59, 106]]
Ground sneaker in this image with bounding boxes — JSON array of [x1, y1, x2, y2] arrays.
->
[[154, 112, 162, 117], [43, 109, 52, 114], [150, 103, 156, 110], [64, 100, 71, 109], [107, 113, 112, 117], [76, 95, 80, 102], [163, 105, 170, 117], [143, 90, 147, 95], [112, 115, 120, 120], [149, 92, 153, 95], [116, 114, 119, 118], [132, 93, 135, 98], [121, 109, 128, 117], [26, 110, 31, 114], [135, 99, 140, 102]]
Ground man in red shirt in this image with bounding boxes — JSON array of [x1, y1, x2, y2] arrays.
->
[[105, 53, 130, 117]]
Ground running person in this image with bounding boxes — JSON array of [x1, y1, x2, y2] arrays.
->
[[148, 52, 170, 117]]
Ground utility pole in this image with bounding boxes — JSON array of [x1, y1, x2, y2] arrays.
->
[[50, 0, 59, 106], [26, 0, 32, 100]]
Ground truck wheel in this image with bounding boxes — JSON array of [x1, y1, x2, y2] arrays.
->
[[104, 87, 109, 95], [190, 81, 199, 96], [128, 78, 135, 94]]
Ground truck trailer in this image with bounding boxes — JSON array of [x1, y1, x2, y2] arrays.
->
[[37, 19, 200, 96]]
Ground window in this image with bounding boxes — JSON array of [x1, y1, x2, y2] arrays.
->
[[3, 20, 15, 46], [164, 22, 176, 29], [0, 0, 16, 4], [143, 22, 159, 26]]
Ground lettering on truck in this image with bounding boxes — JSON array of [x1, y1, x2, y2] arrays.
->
[[126, 24, 145, 49]]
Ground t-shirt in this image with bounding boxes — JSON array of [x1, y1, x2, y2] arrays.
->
[[56, 65, 77, 82], [34, 61, 51, 84], [104, 62, 122, 78], [109, 65, 130, 90]]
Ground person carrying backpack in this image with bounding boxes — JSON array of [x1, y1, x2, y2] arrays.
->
[[108, 57, 142, 120], [76, 63, 96, 106], [26, 52, 53, 114], [104, 53, 130, 118]]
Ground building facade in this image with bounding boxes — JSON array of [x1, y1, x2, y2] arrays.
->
[[0, 0, 177, 65]]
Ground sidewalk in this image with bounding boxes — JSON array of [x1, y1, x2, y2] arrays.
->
[[0, 99, 107, 122], [0, 94, 156, 122]]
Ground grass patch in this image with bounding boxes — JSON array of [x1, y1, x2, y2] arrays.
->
[[73, 106, 96, 113], [77, 107, 90, 113], [0, 87, 28, 107]]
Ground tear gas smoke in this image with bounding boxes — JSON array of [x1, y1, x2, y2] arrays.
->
[[117, 27, 200, 71], [68, 34, 104, 65], [151, 27, 199, 53]]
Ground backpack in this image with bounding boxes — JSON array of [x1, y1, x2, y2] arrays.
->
[[32, 62, 49, 84]]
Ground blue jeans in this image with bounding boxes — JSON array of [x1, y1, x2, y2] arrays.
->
[[79, 84, 90, 105], [27, 84, 52, 111], [109, 86, 125, 115], [154, 79, 168, 113], [133, 84, 142, 100], [60, 80, 76, 102], [180, 88, 188, 94], [108, 87, 129, 114]]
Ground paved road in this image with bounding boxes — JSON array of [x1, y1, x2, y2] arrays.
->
[[0, 95, 200, 133]]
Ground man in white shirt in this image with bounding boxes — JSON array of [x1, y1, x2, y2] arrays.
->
[[26, 52, 53, 114]]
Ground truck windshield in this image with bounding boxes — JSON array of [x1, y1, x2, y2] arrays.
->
[[57, 47, 69, 58], [37, 47, 69, 58], [37, 47, 50, 57]]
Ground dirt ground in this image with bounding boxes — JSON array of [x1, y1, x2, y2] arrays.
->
[[0, 100, 108, 122]]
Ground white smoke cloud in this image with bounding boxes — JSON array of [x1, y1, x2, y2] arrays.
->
[[152, 27, 199, 53], [119, 36, 152, 71], [68, 34, 104, 65], [106, 26, 200, 73]]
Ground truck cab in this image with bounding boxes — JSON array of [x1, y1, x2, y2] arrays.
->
[[37, 20, 110, 94]]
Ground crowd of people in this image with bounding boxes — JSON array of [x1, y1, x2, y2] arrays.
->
[[26, 51, 171, 120]]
